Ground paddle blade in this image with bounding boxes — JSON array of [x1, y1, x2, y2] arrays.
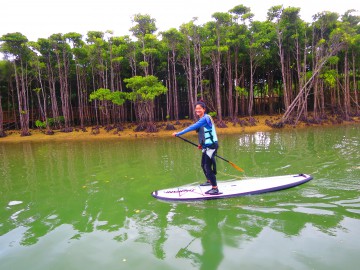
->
[[229, 161, 244, 172]]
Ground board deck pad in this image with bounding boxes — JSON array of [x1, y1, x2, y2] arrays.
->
[[151, 174, 313, 201]]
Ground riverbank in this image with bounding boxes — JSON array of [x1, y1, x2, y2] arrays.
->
[[0, 114, 359, 143]]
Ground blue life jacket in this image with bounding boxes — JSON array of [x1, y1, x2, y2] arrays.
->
[[198, 115, 218, 147]]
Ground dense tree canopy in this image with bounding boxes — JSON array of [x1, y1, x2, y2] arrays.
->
[[0, 5, 359, 136]]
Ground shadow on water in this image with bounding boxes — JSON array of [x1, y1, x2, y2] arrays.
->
[[0, 124, 359, 269]]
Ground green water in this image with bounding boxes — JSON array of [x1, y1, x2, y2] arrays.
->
[[0, 125, 359, 270]]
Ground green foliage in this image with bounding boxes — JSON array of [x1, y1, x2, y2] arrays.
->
[[124, 75, 167, 101], [143, 48, 158, 56], [328, 56, 339, 65], [0, 32, 29, 56], [130, 14, 157, 38], [111, 91, 127, 106], [201, 80, 210, 87], [111, 56, 123, 63], [89, 88, 113, 102], [47, 116, 65, 127], [33, 87, 41, 94], [218, 45, 229, 53], [47, 118, 55, 127], [317, 38, 326, 46], [57, 116, 65, 124], [235, 86, 247, 95], [208, 111, 217, 118], [35, 117, 64, 129], [0, 60, 11, 80], [161, 28, 184, 50], [306, 71, 313, 81], [139, 61, 149, 68], [1, 8, 359, 128], [35, 120, 46, 129], [89, 88, 126, 106], [320, 69, 338, 87], [229, 4, 251, 17]]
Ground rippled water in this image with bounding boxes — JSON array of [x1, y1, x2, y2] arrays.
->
[[0, 125, 359, 270]]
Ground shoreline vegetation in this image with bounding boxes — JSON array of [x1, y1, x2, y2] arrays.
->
[[1, 10, 359, 141], [1, 114, 359, 143]]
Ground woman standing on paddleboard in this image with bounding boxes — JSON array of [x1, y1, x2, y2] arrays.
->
[[172, 100, 219, 195]]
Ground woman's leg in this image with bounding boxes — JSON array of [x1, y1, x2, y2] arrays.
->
[[202, 152, 217, 187]]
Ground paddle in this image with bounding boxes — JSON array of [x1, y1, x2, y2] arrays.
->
[[176, 135, 244, 172]]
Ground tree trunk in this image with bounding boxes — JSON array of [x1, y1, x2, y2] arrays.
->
[[248, 49, 257, 117], [75, 63, 85, 128], [313, 77, 319, 119], [226, 51, 233, 119], [45, 56, 60, 129], [0, 95, 6, 137], [352, 50, 359, 115], [194, 42, 202, 101], [233, 47, 239, 118], [14, 60, 30, 136], [166, 55, 171, 120], [343, 50, 351, 120], [281, 41, 344, 124], [181, 51, 194, 119], [277, 31, 290, 110], [61, 47, 72, 130], [171, 49, 179, 121], [211, 51, 223, 122]]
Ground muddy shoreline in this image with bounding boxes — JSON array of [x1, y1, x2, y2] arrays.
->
[[1, 115, 359, 143]]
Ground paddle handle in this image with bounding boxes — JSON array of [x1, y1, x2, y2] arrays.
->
[[176, 135, 244, 172], [177, 135, 198, 147]]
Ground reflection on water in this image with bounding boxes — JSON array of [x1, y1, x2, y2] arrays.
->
[[0, 125, 359, 269]]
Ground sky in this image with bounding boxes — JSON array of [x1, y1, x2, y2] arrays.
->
[[1, 0, 359, 42]]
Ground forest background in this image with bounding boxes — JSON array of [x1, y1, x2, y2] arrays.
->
[[0, 4, 359, 138]]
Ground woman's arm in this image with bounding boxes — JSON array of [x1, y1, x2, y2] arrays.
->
[[176, 117, 208, 136]]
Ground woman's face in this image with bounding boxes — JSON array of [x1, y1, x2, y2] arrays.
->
[[195, 104, 205, 117]]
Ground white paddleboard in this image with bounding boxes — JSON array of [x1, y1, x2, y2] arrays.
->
[[151, 173, 313, 201]]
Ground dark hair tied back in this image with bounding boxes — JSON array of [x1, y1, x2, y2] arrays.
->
[[195, 99, 206, 109]]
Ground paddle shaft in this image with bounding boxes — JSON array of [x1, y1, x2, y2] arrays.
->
[[176, 135, 244, 172]]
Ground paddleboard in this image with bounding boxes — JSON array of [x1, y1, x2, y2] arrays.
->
[[151, 173, 312, 201]]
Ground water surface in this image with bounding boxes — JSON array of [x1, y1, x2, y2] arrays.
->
[[0, 125, 359, 269]]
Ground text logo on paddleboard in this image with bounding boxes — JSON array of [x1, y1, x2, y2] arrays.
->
[[164, 188, 195, 195]]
